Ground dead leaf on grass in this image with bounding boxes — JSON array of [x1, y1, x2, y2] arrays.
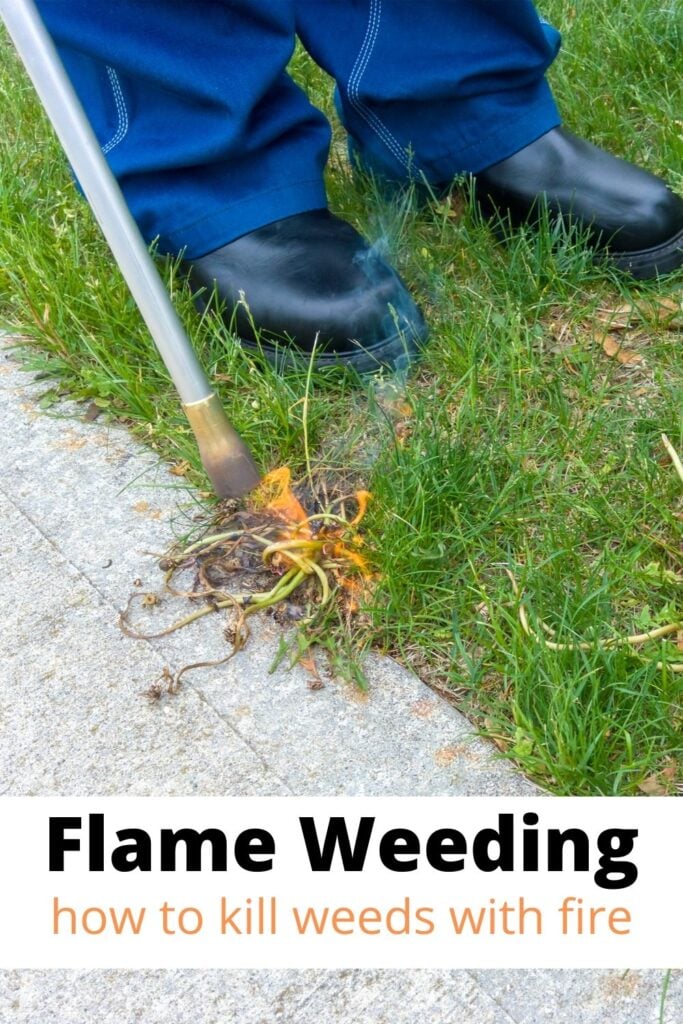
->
[[169, 460, 191, 477], [637, 774, 668, 796], [639, 295, 682, 327], [638, 761, 678, 796], [594, 295, 681, 331], [594, 302, 635, 331], [483, 717, 510, 753], [601, 334, 644, 365]]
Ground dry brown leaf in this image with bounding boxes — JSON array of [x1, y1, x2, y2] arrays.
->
[[602, 334, 643, 365], [594, 303, 635, 330], [595, 295, 682, 330], [299, 652, 324, 690], [616, 349, 644, 366], [169, 460, 191, 477], [637, 774, 668, 796], [602, 335, 621, 357], [677, 629, 683, 653], [483, 717, 509, 753], [640, 295, 682, 327]]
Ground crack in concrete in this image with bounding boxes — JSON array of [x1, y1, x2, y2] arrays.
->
[[191, 685, 295, 796], [464, 971, 523, 1024], [271, 975, 329, 1018], [0, 479, 293, 794]]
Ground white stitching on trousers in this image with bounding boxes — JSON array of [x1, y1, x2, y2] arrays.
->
[[101, 67, 129, 155], [348, 0, 408, 167], [347, 0, 377, 98], [347, 0, 412, 170]]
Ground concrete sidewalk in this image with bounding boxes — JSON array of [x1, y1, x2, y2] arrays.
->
[[0, 335, 679, 1022]]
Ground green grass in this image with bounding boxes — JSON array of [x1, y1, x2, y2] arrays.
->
[[1, 1, 681, 795]]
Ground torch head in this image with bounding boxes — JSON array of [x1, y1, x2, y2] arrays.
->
[[182, 392, 261, 499]]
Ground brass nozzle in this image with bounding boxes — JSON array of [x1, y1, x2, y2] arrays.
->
[[183, 392, 261, 499]]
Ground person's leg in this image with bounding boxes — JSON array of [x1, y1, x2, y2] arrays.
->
[[38, 0, 330, 257], [36, 0, 427, 369], [296, 0, 683, 277], [295, 0, 561, 183]]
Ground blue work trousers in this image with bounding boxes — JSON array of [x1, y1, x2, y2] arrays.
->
[[38, 1, 561, 257]]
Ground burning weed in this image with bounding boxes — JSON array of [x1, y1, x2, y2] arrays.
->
[[120, 467, 375, 693]]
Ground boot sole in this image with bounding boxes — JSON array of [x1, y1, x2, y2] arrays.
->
[[236, 319, 429, 376], [608, 225, 683, 280], [476, 192, 683, 281]]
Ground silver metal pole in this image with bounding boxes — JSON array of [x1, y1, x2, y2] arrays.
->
[[1, 0, 261, 496]]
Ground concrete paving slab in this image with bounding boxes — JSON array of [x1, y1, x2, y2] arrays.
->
[[1, 968, 680, 1024], [1, 334, 678, 1022], [467, 968, 682, 1024], [0, 490, 288, 796]]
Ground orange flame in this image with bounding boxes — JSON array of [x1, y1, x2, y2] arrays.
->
[[251, 467, 310, 532], [251, 467, 374, 592]]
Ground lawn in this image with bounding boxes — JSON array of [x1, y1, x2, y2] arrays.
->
[[1, 1, 681, 795]]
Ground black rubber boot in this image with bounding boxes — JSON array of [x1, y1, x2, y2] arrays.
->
[[184, 209, 428, 374], [473, 127, 683, 279]]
